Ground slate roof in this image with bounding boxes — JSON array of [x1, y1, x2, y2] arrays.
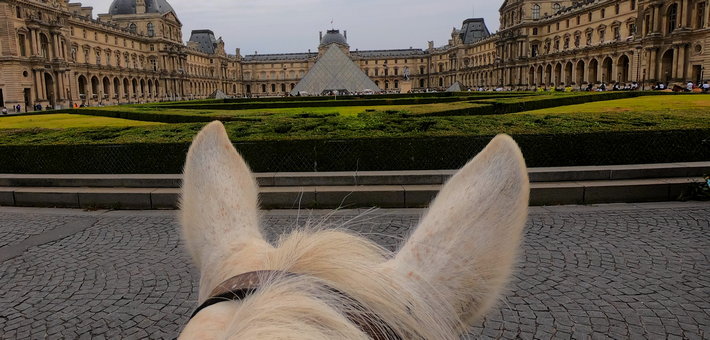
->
[[290, 45, 381, 95], [188, 30, 218, 55], [108, 0, 174, 15], [243, 53, 313, 62], [459, 18, 491, 45]]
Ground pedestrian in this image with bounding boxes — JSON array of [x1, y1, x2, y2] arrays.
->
[[703, 81, 710, 93], [687, 81, 694, 91], [1, 107, 6, 115]]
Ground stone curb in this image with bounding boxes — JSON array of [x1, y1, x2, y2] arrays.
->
[[0, 177, 704, 209], [0, 162, 707, 188]]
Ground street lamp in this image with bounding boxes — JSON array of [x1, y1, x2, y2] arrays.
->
[[642, 69, 646, 91], [635, 45, 643, 89], [384, 64, 388, 93]]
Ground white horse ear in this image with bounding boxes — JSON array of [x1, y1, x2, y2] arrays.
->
[[181, 121, 263, 269], [387, 134, 529, 329]]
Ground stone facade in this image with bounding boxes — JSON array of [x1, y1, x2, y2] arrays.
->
[[0, 0, 707, 110]]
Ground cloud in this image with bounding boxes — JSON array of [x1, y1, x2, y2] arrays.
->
[[88, 0, 502, 54]]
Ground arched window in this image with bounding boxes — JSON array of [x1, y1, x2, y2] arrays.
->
[[39, 34, 49, 59], [553, 3, 560, 12], [129, 23, 137, 33], [147, 23, 154, 37], [667, 4, 678, 33], [271, 84, 276, 92], [532, 5, 541, 20], [262, 84, 266, 92]]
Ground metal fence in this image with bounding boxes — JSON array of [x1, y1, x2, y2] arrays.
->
[[1, 130, 708, 174]]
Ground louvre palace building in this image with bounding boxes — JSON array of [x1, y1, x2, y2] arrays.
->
[[0, 0, 707, 109]]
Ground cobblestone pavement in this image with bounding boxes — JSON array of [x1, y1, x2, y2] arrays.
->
[[0, 202, 708, 339]]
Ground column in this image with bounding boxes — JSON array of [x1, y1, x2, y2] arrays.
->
[[34, 70, 42, 100], [681, 0, 689, 28], [30, 29, 38, 56], [677, 44, 686, 80], [57, 72, 65, 100], [654, 5, 662, 33], [648, 48, 657, 81], [53, 34, 60, 60], [671, 45, 679, 79]]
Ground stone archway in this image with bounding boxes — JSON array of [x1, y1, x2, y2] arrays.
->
[[545, 64, 552, 85], [576, 60, 586, 86], [617, 55, 630, 83], [660, 49, 674, 84], [44, 73, 55, 108], [589, 59, 599, 83], [554, 63, 562, 86], [602, 57, 613, 84], [77, 75, 88, 100], [564, 62, 573, 85]]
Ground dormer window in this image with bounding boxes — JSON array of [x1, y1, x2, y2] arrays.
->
[[532, 4, 540, 19]]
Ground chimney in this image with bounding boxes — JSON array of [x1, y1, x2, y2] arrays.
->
[[255, 51, 257, 55], [344, 30, 347, 41], [319, 31, 322, 43]]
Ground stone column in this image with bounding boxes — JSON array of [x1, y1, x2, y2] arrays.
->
[[681, 0, 689, 28], [677, 44, 686, 80], [30, 29, 39, 56], [671, 45, 679, 79], [654, 5, 662, 33], [52, 34, 60, 60], [34, 70, 43, 101], [648, 48, 657, 81]]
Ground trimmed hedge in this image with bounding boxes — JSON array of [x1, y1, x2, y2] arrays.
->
[[488, 91, 672, 114], [71, 108, 244, 123], [2, 129, 707, 173]]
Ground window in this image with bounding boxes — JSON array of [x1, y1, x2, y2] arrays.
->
[[566, 20, 570, 28], [697, 3, 706, 29], [147, 23, 154, 37], [129, 23, 137, 33], [150, 44, 154, 51], [556, 22, 560, 30], [299, 70, 304, 77], [668, 4, 678, 33], [151, 59, 157, 71], [533, 27, 538, 35], [115, 37, 118, 45], [375, 69, 379, 76], [532, 5, 540, 19], [70, 27, 74, 36], [420, 66, 425, 74], [614, 27, 621, 40], [615, 4, 620, 15], [16, 6, 21, 18], [564, 38, 570, 49], [18, 34, 26, 56], [553, 3, 560, 12], [577, 16, 581, 25], [39, 34, 49, 59], [94, 32, 97, 40], [630, 23, 636, 35], [599, 29, 605, 42], [83, 29, 87, 38], [601, 8, 605, 18], [531, 44, 539, 57], [631, 0, 636, 10], [245, 73, 250, 80], [588, 12, 592, 21]]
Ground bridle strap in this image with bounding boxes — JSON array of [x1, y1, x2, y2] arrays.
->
[[189, 270, 401, 340]]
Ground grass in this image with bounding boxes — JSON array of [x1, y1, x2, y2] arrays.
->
[[523, 94, 710, 114], [1, 93, 708, 145], [86, 101, 487, 118], [0, 114, 163, 130]]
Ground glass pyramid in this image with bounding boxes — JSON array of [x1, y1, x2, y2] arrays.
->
[[290, 45, 382, 95]]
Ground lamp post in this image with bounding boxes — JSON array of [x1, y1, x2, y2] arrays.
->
[[635, 45, 643, 89], [384, 64, 388, 93], [642, 69, 646, 91]]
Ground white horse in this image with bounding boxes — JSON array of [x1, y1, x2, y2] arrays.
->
[[178, 121, 529, 339]]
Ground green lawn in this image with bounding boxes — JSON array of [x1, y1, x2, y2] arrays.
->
[[523, 94, 710, 114], [0, 114, 163, 130], [1, 93, 708, 145]]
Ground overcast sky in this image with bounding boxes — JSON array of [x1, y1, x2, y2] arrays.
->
[[89, 0, 502, 55]]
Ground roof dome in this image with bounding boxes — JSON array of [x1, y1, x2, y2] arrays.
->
[[108, 0, 174, 15], [320, 29, 347, 46]]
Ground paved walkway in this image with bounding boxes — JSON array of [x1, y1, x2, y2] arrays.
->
[[0, 202, 708, 339]]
